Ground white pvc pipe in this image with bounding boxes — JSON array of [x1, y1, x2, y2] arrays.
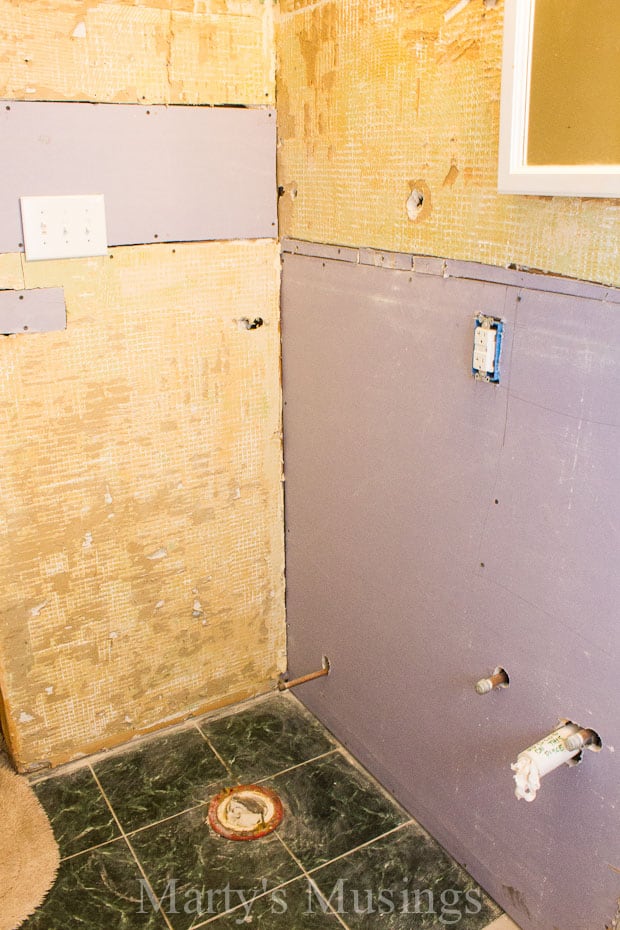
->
[[511, 723, 581, 802]]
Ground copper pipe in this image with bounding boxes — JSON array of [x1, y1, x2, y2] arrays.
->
[[475, 666, 509, 694], [278, 657, 330, 691], [564, 727, 602, 752]]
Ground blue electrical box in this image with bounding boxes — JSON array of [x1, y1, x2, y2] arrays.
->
[[472, 314, 503, 383]]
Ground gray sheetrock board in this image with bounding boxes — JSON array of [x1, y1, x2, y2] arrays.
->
[[280, 239, 619, 301], [281, 252, 620, 930], [0, 288, 66, 333], [0, 102, 277, 251]]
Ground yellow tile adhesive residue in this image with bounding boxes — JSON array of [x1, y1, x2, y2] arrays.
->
[[0, 0, 275, 105], [276, 0, 620, 285], [0, 241, 285, 769]]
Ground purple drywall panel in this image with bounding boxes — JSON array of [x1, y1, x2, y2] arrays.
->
[[281, 253, 620, 930], [281, 239, 620, 303], [0, 288, 66, 333], [0, 102, 276, 251]]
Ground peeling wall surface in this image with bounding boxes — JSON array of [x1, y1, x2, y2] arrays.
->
[[0, 0, 275, 105], [281, 250, 620, 930], [0, 242, 285, 768], [0, 0, 284, 768], [276, 0, 620, 285]]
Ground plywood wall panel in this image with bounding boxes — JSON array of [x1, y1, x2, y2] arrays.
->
[[0, 0, 274, 105], [276, 0, 620, 285], [0, 240, 285, 768]]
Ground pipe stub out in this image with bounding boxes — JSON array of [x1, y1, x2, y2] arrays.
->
[[475, 666, 509, 694], [278, 655, 330, 691]]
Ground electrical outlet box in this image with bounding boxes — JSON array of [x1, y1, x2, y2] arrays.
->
[[472, 314, 503, 383], [20, 194, 108, 261]]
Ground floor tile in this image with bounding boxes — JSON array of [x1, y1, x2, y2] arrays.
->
[[130, 804, 303, 930], [201, 695, 335, 782], [93, 727, 227, 833], [203, 875, 344, 928], [25, 697, 508, 930], [311, 823, 503, 929], [271, 751, 408, 871], [34, 766, 119, 858], [21, 839, 168, 929]]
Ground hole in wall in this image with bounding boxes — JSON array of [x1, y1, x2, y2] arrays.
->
[[407, 190, 424, 214], [561, 720, 603, 753], [406, 180, 432, 222], [237, 317, 264, 331]]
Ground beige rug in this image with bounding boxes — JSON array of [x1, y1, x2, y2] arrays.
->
[[0, 765, 60, 930]]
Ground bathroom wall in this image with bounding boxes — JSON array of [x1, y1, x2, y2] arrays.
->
[[0, 0, 285, 770], [276, 0, 620, 286], [277, 2, 620, 928], [281, 245, 620, 930]]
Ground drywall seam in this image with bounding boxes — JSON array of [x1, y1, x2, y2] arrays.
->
[[280, 238, 620, 303], [275, 0, 620, 285]]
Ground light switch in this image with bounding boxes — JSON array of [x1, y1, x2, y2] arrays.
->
[[20, 194, 108, 261]]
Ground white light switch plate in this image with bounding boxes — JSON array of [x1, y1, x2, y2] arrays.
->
[[20, 194, 108, 261]]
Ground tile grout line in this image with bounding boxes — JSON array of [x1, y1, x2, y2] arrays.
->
[[193, 722, 234, 778], [190, 873, 306, 928], [190, 831, 355, 930], [274, 832, 352, 930], [194, 719, 340, 786], [58, 784, 413, 869], [306, 819, 416, 878], [125, 799, 210, 839], [88, 764, 176, 930], [60, 834, 123, 864], [63, 745, 339, 860], [256, 747, 340, 784]]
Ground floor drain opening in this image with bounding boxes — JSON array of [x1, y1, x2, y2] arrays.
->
[[207, 785, 284, 841]]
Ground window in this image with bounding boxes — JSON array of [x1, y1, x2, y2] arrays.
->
[[498, 0, 620, 198]]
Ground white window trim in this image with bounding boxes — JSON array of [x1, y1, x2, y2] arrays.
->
[[498, 0, 620, 198]]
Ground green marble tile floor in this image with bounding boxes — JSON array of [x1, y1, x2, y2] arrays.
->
[[23, 692, 505, 929]]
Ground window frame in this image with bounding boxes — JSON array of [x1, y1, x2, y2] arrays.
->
[[498, 0, 620, 199]]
